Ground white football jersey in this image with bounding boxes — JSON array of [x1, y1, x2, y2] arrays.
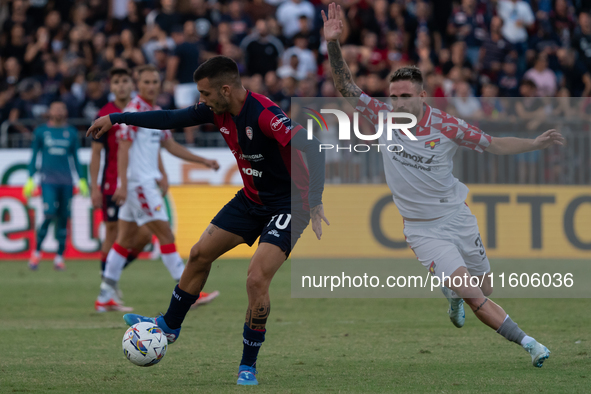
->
[[117, 96, 171, 186], [356, 93, 492, 219]]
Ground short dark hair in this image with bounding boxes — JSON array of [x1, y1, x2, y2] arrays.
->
[[109, 67, 132, 79], [389, 66, 424, 90], [193, 56, 241, 87]]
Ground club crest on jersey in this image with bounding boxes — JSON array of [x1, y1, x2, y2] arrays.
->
[[429, 261, 436, 275], [425, 138, 440, 150], [246, 126, 253, 140], [154, 205, 162, 212]]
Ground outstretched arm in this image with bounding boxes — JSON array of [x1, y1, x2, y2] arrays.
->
[[486, 129, 564, 155], [87, 105, 214, 139], [161, 137, 219, 170], [323, 3, 362, 98]]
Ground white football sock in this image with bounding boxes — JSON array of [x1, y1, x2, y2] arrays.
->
[[103, 244, 128, 282], [162, 251, 185, 281]]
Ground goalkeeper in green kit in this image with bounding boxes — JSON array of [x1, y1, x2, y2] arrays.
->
[[24, 101, 89, 270]]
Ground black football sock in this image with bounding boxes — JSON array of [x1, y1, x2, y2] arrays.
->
[[162, 285, 199, 330], [240, 324, 266, 368], [123, 250, 139, 269]]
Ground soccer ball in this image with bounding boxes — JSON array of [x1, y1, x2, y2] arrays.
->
[[122, 322, 168, 367]]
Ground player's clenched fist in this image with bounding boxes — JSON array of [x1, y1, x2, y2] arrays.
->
[[87, 115, 113, 139], [205, 159, 220, 171]]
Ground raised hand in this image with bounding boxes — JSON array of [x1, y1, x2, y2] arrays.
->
[[322, 2, 344, 42]]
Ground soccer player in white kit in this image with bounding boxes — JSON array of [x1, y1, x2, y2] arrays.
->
[[323, 3, 564, 368], [95, 65, 219, 311]]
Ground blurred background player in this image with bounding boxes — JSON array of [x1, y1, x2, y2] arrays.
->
[[95, 65, 219, 312], [24, 101, 89, 270], [90, 68, 154, 277], [90, 67, 219, 311]]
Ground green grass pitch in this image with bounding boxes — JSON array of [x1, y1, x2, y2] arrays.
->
[[1, 258, 590, 393]]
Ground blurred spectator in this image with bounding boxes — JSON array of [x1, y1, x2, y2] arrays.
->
[[450, 80, 483, 118], [1, 24, 27, 65], [497, 0, 535, 46], [245, 0, 278, 23], [166, 21, 201, 107], [120, 0, 145, 40], [59, 77, 82, 119], [556, 48, 590, 97], [24, 26, 52, 77], [480, 16, 514, 77], [297, 77, 318, 97], [142, 24, 176, 65], [4, 56, 23, 86], [222, 0, 253, 44], [359, 31, 388, 75], [282, 33, 317, 80], [9, 78, 48, 134], [551, 0, 576, 47], [498, 58, 520, 97], [1, 0, 34, 45], [240, 19, 284, 76], [447, 0, 487, 66], [81, 76, 109, 121], [153, 0, 183, 35], [39, 58, 62, 103], [523, 52, 557, 97], [0, 84, 16, 127], [265, 70, 290, 111], [276, 0, 315, 39], [119, 29, 146, 69], [572, 12, 591, 70], [480, 83, 505, 118]]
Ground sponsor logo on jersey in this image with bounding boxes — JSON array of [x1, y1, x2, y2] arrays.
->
[[246, 126, 254, 140], [270, 115, 289, 132], [241, 167, 263, 177], [220, 127, 230, 135], [393, 149, 435, 164], [239, 153, 264, 162], [425, 138, 440, 150]]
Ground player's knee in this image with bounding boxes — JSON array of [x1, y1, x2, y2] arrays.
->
[[481, 285, 493, 297], [188, 243, 212, 268], [246, 271, 268, 295]]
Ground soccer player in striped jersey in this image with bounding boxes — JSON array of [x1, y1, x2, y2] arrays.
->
[[87, 56, 328, 385], [323, 2, 563, 368]]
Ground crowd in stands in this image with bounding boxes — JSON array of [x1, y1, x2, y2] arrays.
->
[[1, 0, 591, 145]]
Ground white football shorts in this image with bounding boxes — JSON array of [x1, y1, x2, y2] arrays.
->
[[403, 203, 490, 280], [118, 182, 168, 226]]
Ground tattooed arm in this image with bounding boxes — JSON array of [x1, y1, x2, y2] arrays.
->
[[322, 3, 362, 98]]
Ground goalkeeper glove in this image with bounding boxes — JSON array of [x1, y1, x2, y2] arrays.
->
[[23, 177, 35, 198], [78, 178, 89, 197]]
